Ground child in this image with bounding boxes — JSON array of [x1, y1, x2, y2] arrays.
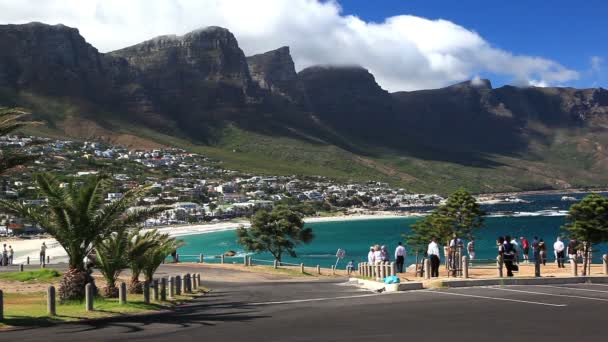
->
[[346, 260, 354, 275]]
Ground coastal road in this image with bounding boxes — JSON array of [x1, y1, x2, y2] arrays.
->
[[3, 265, 608, 341]]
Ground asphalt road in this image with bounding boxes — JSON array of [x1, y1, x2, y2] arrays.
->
[[3, 265, 608, 341]]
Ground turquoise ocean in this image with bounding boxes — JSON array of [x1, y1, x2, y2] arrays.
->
[[176, 192, 608, 268]]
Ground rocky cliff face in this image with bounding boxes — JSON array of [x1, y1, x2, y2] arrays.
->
[[247, 46, 305, 103], [0, 22, 111, 100], [2, 22, 608, 164]]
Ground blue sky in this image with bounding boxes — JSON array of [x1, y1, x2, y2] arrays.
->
[[1, 0, 605, 90], [340, 0, 607, 88]]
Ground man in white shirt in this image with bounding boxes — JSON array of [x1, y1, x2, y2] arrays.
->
[[427, 238, 440, 277], [554, 237, 565, 268], [367, 246, 375, 265], [395, 242, 406, 273]]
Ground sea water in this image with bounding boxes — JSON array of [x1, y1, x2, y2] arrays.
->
[[177, 192, 608, 268]]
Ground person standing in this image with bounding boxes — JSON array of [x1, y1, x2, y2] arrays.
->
[[521, 236, 530, 263], [554, 237, 565, 268], [380, 245, 389, 263], [503, 235, 516, 277], [466, 238, 475, 261], [427, 237, 440, 278], [532, 236, 540, 264], [538, 239, 547, 266], [8, 245, 13, 265], [1, 244, 7, 266], [567, 238, 578, 262], [367, 246, 375, 265], [346, 260, 354, 275], [510, 237, 520, 264], [40, 242, 47, 265], [394, 242, 406, 273]]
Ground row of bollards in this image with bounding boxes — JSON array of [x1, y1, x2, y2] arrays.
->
[[358, 262, 396, 280]]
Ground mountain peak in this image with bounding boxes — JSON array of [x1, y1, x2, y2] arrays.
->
[[449, 78, 492, 90]]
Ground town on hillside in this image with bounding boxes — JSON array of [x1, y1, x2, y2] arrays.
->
[[0, 134, 444, 235]]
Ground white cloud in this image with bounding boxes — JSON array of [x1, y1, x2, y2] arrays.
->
[[0, 0, 579, 91], [591, 56, 603, 73]]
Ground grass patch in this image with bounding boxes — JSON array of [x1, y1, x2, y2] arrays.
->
[[0, 290, 203, 328], [0, 269, 61, 282]]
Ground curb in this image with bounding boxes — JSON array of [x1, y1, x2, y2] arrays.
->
[[435, 276, 608, 288]]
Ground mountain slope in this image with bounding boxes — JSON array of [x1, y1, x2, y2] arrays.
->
[[2, 22, 608, 193]]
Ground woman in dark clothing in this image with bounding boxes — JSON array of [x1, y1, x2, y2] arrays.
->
[[538, 239, 547, 266]]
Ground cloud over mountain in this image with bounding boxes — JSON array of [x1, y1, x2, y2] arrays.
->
[[0, 0, 578, 91]]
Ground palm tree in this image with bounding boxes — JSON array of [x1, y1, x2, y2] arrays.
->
[[142, 232, 184, 283], [0, 173, 166, 301], [95, 228, 156, 297], [127, 229, 162, 293], [0, 107, 38, 175]]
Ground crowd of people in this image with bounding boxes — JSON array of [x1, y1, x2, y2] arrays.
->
[[360, 234, 588, 279]]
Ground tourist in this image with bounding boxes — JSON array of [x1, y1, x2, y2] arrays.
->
[[502, 236, 515, 277], [532, 236, 540, 263], [373, 245, 382, 264], [521, 236, 530, 263], [40, 242, 47, 265], [427, 237, 440, 278], [394, 242, 406, 273], [467, 238, 475, 261], [1, 244, 7, 266], [367, 246, 375, 265], [510, 237, 520, 263], [567, 238, 578, 262], [346, 260, 354, 275], [538, 239, 547, 265], [380, 245, 389, 263], [8, 245, 13, 265], [554, 237, 565, 268]]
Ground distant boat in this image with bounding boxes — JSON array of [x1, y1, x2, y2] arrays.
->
[[561, 196, 577, 201]]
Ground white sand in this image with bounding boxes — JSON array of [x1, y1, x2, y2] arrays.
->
[[1, 212, 418, 264]]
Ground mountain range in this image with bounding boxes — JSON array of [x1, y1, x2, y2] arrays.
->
[[1, 22, 608, 193]]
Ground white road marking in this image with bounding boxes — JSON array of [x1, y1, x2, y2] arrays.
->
[[486, 286, 608, 302], [537, 285, 608, 293], [249, 293, 380, 305], [582, 283, 608, 287], [419, 290, 566, 307]]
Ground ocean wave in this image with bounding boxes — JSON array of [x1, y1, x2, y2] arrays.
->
[[487, 210, 568, 218]]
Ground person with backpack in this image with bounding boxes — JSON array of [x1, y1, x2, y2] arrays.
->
[[503, 235, 516, 277], [520, 236, 530, 263]]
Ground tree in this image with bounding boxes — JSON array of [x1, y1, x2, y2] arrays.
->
[[405, 212, 453, 275], [562, 193, 608, 275], [0, 107, 38, 175], [0, 173, 166, 301], [141, 232, 184, 283], [434, 188, 485, 244], [237, 206, 314, 262], [126, 229, 160, 293]]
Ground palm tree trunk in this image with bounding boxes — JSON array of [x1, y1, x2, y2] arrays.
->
[[59, 266, 95, 302]]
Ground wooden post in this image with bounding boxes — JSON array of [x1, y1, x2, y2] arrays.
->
[[47, 256, 50, 265], [274, 260, 278, 269], [199, 253, 204, 263], [197, 274, 201, 288], [424, 258, 431, 280], [244, 255, 248, 266], [248, 256, 252, 266], [300, 263, 304, 274], [19, 264, 24, 272], [390, 262, 396, 277], [535, 257, 541, 277], [317, 265, 321, 275], [380, 262, 387, 279], [497, 255, 504, 278], [603, 254, 608, 275], [571, 259, 578, 277], [26, 256, 30, 265], [47, 286, 56, 316], [182, 274, 189, 294], [462, 256, 469, 279], [85, 283, 94, 311], [119, 282, 127, 304], [220, 255, 225, 264], [190, 274, 196, 291], [176, 253, 179, 263], [175, 275, 181, 295], [152, 279, 159, 301], [0, 289, 3, 321], [168, 276, 175, 299], [160, 278, 167, 300], [143, 281, 150, 304]]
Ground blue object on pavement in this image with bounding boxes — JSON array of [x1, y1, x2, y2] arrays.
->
[[384, 275, 400, 284]]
